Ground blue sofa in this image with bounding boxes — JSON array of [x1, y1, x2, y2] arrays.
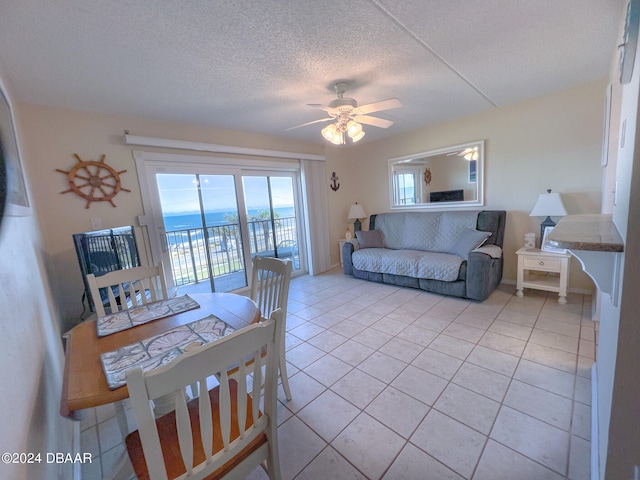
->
[[342, 210, 506, 301]]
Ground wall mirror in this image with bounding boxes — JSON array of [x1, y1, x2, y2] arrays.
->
[[388, 140, 484, 209]]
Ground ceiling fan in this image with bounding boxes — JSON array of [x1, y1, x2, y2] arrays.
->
[[447, 146, 479, 161], [286, 82, 402, 144]]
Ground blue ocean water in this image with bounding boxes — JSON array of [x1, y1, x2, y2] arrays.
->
[[164, 207, 295, 232]]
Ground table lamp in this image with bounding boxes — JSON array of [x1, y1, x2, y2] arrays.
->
[[348, 202, 366, 232], [529, 189, 567, 246]]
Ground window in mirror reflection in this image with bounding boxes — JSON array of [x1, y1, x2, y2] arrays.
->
[[388, 140, 484, 209], [393, 168, 421, 205]]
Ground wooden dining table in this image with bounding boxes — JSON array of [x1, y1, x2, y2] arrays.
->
[[60, 292, 261, 419], [60, 292, 260, 480]]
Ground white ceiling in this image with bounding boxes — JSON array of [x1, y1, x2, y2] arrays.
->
[[0, 0, 626, 146]]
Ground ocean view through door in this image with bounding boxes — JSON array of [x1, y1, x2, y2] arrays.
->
[[157, 173, 247, 292], [155, 171, 302, 293], [242, 175, 301, 270]]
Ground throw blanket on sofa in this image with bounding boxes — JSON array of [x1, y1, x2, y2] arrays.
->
[[375, 210, 479, 252], [352, 248, 464, 281], [351, 211, 482, 282]]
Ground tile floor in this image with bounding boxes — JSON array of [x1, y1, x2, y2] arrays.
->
[[79, 269, 596, 480]]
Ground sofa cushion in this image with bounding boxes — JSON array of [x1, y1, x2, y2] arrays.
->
[[373, 211, 479, 252], [449, 228, 491, 259], [352, 248, 464, 282], [355, 230, 385, 249]]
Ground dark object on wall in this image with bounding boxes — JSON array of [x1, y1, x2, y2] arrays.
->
[[620, 0, 640, 84], [330, 171, 340, 191], [430, 189, 464, 202], [0, 136, 5, 229], [73, 226, 141, 312], [0, 81, 30, 234]]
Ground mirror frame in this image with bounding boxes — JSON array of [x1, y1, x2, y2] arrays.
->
[[388, 140, 484, 210]]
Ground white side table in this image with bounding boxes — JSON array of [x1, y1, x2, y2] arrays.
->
[[516, 247, 571, 304]]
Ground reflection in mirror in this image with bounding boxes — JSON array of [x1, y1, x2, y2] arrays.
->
[[389, 140, 484, 209]]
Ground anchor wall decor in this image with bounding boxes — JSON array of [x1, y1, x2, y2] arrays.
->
[[330, 171, 340, 191]]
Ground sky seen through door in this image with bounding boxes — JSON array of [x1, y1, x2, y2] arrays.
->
[[157, 175, 294, 214]]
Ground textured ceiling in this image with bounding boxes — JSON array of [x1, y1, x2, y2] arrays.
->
[[0, 0, 626, 146]]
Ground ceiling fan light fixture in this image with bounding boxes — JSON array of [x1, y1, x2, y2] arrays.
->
[[287, 82, 401, 145], [351, 129, 365, 142], [321, 123, 338, 141], [346, 120, 362, 138]]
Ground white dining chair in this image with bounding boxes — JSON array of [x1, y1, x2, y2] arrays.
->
[[250, 255, 293, 401], [86, 263, 168, 317], [125, 310, 283, 480]]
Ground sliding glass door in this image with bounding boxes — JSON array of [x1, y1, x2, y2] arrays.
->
[[153, 168, 303, 293]]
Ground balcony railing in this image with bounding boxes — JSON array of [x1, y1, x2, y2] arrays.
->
[[165, 216, 299, 287]]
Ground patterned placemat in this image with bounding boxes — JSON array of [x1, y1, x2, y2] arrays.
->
[[97, 294, 200, 337], [100, 314, 236, 390]]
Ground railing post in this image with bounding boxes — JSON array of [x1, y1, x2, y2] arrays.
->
[[165, 216, 298, 288], [187, 230, 199, 284]]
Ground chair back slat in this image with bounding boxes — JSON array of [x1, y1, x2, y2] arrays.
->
[[175, 390, 194, 477], [250, 349, 262, 423], [218, 368, 231, 452], [126, 312, 283, 480], [197, 377, 213, 465], [126, 281, 139, 307], [86, 264, 168, 317], [237, 360, 247, 437]]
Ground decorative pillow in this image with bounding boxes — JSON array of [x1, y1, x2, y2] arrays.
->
[[449, 228, 491, 259], [355, 230, 386, 249]]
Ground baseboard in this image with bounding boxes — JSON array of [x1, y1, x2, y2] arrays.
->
[[591, 362, 599, 480]]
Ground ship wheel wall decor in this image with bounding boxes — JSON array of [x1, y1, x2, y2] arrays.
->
[[57, 154, 131, 208]]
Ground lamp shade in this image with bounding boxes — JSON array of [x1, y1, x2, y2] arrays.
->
[[321, 124, 338, 141], [348, 203, 366, 220], [529, 192, 567, 217]]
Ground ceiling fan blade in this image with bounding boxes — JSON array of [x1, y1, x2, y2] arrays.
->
[[307, 103, 335, 113], [354, 98, 402, 115], [284, 117, 333, 131], [353, 115, 394, 129]]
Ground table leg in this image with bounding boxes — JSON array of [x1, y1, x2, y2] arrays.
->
[[107, 451, 135, 480], [153, 390, 189, 417], [113, 400, 129, 438], [106, 400, 135, 480], [516, 256, 524, 297]]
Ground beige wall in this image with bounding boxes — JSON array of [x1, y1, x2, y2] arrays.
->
[[596, 14, 640, 476], [16, 104, 322, 330], [0, 76, 72, 479], [325, 80, 607, 292]]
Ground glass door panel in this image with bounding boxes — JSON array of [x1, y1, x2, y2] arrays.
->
[[199, 175, 247, 291], [242, 175, 301, 271], [156, 173, 247, 293]]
